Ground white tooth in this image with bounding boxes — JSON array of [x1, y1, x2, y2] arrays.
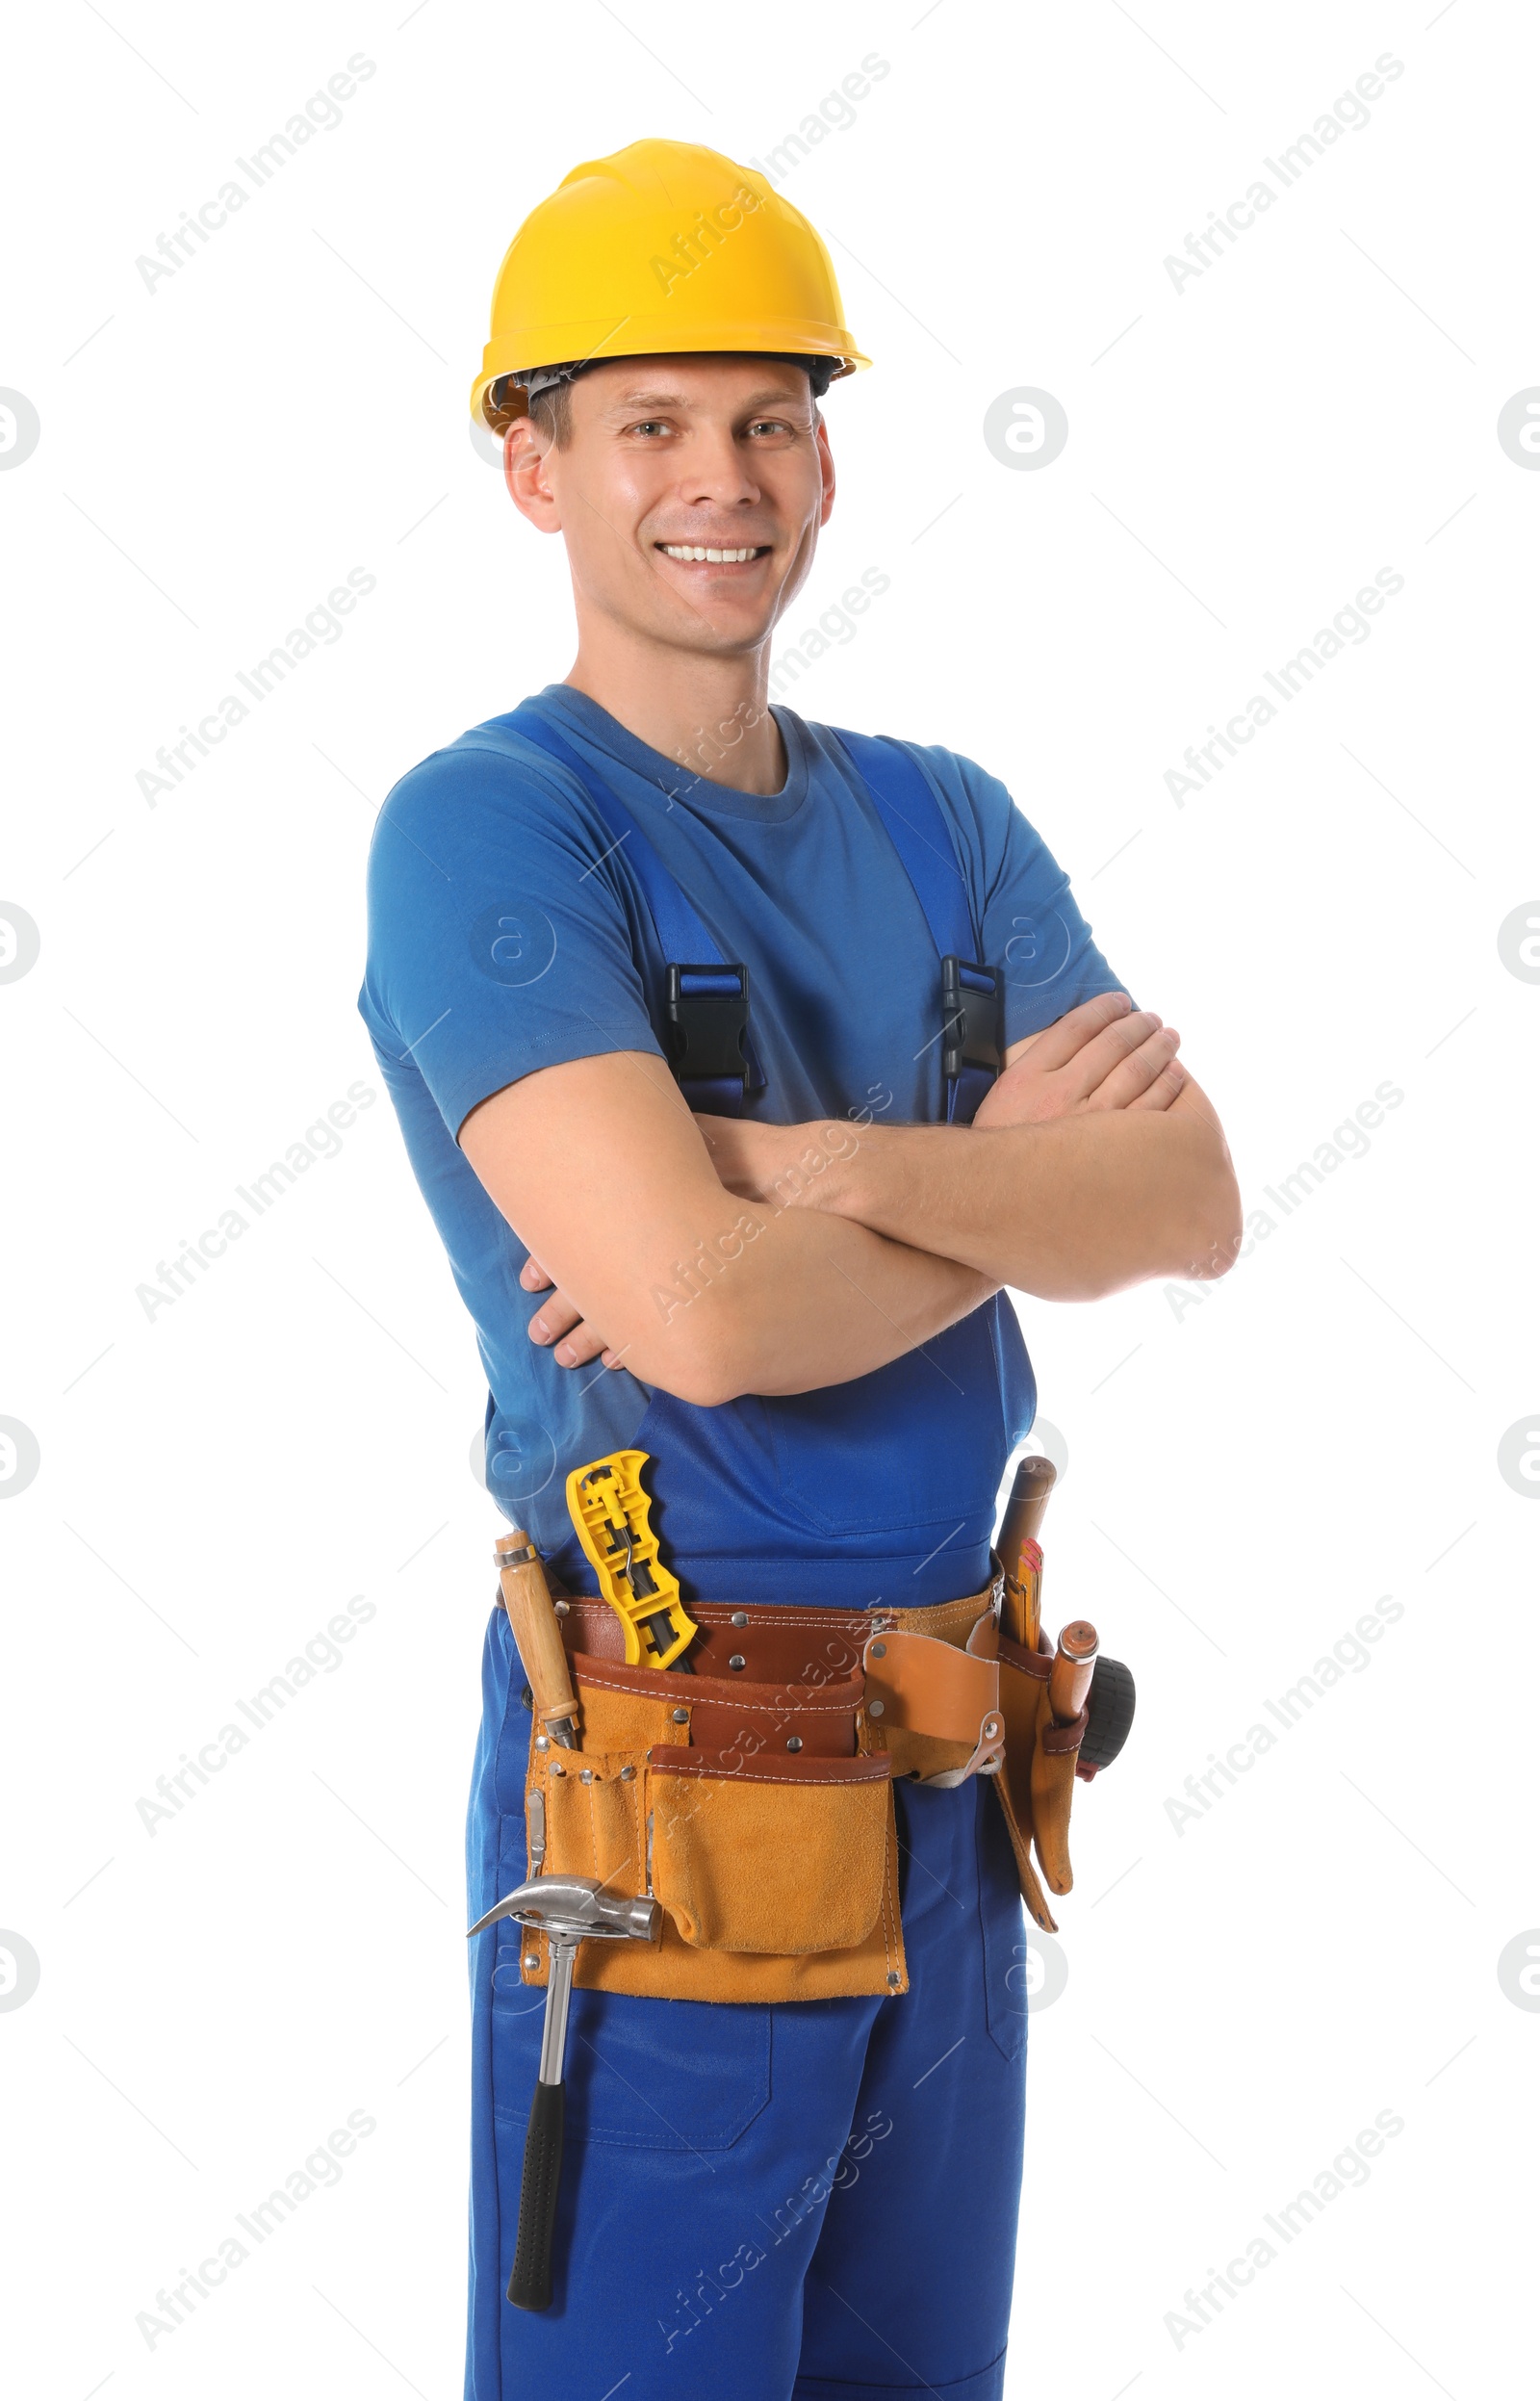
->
[[692, 547, 706, 560], [706, 549, 724, 562]]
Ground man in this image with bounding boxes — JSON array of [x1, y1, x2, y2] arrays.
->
[[359, 139, 1239, 2401]]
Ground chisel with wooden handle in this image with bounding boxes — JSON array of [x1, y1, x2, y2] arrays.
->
[[495, 1530, 580, 1749], [1048, 1619, 1099, 1725]]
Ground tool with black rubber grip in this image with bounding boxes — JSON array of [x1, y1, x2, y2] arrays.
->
[[495, 1530, 580, 1747], [1078, 1653, 1137, 1777], [467, 1874, 659, 2311]]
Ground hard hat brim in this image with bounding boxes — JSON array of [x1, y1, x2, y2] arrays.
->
[[470, 326, 870, 429]]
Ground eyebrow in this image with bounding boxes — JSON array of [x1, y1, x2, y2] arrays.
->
[[602, 384, 810, 414]]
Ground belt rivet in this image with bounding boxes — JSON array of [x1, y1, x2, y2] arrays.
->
[[786, 1735, 804, 1752], [620, 1765, 636, 1781], [552, 1598, 571, 1615], [886, 1971, 901, 1989], [729, 1653, 746, 1671], [731, 1611, 749, 1626], [550, 1763, 566, 1776], [985, 1719, 999, 1737], [525, 1953, 540, 1972], [870, 1641, 886, 1658], [672, 1707, 689, 1724], [534, 1735, 550, 1750], [579, 1768, 594, 1783], [868, 1699, 885, 1718]]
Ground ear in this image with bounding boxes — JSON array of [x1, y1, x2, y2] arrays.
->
[[503, 419, 563, 533], [815, 417, 836, 529]]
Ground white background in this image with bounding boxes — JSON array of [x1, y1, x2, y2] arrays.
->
[[3, 1, 1536, 2394]]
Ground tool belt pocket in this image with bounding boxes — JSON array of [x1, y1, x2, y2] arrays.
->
[[520, 1652, 907, 2003], [993, 1629, 1087, 1934], [649, 1748, 892, 1954]]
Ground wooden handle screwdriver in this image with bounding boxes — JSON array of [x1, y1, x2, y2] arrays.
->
[[1048, 1620, 1098, 1726], [496, 1530, 580, 1749]]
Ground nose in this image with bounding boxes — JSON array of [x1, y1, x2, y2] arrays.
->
[[675, 422, 763, 514]]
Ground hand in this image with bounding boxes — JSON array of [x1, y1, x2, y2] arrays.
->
[[973, 992, 1185, 1131], [520, 1255, 627, 1371]]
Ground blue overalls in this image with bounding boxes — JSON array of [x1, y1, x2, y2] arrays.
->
[[465, 707, 1032, 2401]]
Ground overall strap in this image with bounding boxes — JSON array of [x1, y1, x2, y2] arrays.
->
[[479, 704, 762, 1118], [827, 729, 1002, 1125]]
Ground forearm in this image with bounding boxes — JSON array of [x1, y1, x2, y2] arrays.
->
[[798, 1110, 1240, 1301], [464, 1050, 1000, 1406], [644, 1201, 997, 1403]]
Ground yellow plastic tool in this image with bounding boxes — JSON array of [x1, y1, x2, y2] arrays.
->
[[564, 1449, 698, 1669]]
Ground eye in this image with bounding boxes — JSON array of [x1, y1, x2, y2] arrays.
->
[[626, 419, 672, 438], [746, 418, 795, 437]]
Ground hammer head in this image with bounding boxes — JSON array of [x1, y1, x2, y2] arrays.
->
[[467, 1872, 659, 1947]]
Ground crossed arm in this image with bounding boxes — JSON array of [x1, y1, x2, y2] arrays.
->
[[458, 992, 1242, 1407]]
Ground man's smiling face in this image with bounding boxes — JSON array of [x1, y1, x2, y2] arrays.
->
[[506, 352, 835, 659]]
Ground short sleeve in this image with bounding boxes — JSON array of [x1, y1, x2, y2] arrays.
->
[[359, 746, 665, 1142], [919, 746, 1132, 1046]]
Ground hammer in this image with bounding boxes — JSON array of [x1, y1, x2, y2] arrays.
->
[[998, 1454, 1057, 1648], [467, 1873, 659, 2311]]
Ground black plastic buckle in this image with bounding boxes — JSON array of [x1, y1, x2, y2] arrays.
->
[[941, 956, 1002, 1083], [665, 962, 752, 1086]]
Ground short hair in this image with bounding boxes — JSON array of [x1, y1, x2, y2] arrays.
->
[[527, 381, 573, 451]]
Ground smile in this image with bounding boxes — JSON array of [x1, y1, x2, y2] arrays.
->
[[655, 544, 772, 565]]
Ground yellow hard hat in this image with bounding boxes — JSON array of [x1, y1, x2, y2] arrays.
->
[[470, 138, 870, 430]]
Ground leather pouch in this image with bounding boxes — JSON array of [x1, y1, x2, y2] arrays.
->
[[520, 1650, 907, 2002], [648, 1748, 893, 1952], [992, 1628, 1087, 1933]]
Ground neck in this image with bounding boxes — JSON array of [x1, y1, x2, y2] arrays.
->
[[563, 635, 786, 795]]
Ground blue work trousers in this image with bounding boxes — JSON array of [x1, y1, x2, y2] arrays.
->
[[466, 1604, 1030, 2400]]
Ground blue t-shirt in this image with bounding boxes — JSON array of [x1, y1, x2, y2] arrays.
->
[[358, 683, 1124, 1609]]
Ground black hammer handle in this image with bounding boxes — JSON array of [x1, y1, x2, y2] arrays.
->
[[507, 2078, 565, 2311]]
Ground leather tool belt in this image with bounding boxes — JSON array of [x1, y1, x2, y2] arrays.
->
[[509, 1567, 1083, 2007]]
